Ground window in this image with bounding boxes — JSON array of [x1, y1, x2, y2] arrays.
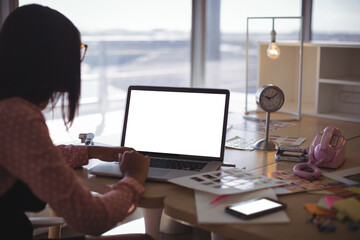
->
[[11, 0, 360, 143], [19, 0, 191, 143], [312, 0, 360, 42]]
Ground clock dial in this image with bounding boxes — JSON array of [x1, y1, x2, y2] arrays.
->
[[256, 85, 284, 112]]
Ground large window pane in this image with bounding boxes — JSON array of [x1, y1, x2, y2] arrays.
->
[[312, 0, 360, 42], [19, 0, 191, 143]]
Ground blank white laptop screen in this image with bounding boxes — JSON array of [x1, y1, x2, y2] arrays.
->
[[123, 90, 227, 158]]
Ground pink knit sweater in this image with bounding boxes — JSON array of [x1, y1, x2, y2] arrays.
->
[[0, 97, 144, 235]]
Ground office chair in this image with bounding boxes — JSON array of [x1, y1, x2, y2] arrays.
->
[[28, 207, 64, 239]]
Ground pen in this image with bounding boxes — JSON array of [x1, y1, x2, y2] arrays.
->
[[210, 194, 229, 205], [221, 163, 236, 167]]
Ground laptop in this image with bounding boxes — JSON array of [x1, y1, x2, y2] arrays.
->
[[89, 86, 230, 182]]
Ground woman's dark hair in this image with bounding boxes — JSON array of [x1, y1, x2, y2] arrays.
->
[[0, 4, 81, 128]]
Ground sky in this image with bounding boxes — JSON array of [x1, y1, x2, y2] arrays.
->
[[19, 0, 360, 34]]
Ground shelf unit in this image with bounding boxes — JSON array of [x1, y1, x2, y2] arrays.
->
[[258, 42, 360, 122]]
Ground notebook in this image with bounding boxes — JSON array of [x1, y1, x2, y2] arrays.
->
[[89, 85, 230, 182]]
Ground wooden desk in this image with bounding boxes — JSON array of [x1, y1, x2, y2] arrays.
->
[[76, 114, 360, 240], [163, 115, 360, 240]]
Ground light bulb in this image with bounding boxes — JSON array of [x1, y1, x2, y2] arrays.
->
[[267, 42, 280, 59]]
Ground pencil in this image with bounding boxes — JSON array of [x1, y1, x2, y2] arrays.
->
[[210, 194, 229, 205]]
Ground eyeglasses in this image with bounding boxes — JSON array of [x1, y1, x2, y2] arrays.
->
[[80, 43, 88, 62]]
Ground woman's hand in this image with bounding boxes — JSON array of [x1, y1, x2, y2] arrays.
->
[[119, 150, 150, 185], [87, 146, 133, 162]]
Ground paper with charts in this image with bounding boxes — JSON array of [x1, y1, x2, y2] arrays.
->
[[169, 168, 290, 195]]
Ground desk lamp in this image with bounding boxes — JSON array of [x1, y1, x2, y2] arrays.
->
[[244, 16, 304, 122]]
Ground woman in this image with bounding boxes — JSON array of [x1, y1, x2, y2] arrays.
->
[[0, 4, 151, 240]]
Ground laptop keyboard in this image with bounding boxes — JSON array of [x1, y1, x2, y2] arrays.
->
[[150, 157, 207, 171]]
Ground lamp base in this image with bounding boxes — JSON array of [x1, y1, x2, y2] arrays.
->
[[253, 139, 278, 150]]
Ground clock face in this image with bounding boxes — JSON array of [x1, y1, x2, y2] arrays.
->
[[256, 85, 285, 112]]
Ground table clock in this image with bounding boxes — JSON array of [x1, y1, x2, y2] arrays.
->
[[254, 84, 285, 150]]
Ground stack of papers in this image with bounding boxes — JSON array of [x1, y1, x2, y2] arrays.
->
[[169, 168, 290, 195], [195, 188, 290, 224], [169, 168, 291, 224]]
